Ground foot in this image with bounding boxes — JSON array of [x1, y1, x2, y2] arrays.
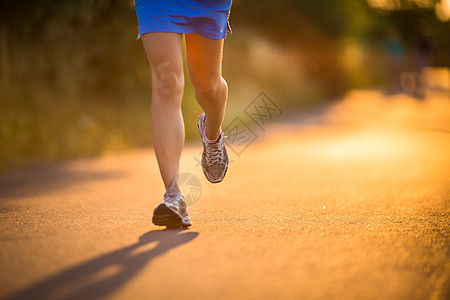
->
[[196, 112, 229, 183], [152, 186, 191, 228]]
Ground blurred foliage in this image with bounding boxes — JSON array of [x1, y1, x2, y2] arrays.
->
[[0, 0, 448, 171], [229, 0, 448, 93], [0, 0, 152, 170]]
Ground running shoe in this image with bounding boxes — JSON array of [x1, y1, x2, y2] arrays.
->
[[196, 112, 229, 183], [152, 186, 191, 228]]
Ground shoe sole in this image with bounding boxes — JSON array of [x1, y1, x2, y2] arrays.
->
[[152, 203, 191, 228]]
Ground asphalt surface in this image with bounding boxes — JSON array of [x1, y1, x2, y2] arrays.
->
[[0, 90, 449, 300]]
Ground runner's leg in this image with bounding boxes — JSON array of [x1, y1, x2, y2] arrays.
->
[[185, 33, 228, 140], [141, 33, 185, 191]]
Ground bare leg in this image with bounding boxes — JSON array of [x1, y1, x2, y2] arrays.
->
[[141, 33, 184, 191], [185, 33, 228, 140]]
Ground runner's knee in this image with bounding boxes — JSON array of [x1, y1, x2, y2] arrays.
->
[[192, 76, 224, 98], [152, 64, 184, 103]]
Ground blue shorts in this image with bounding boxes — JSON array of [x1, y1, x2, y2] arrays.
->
[[135, 0, 232, 40]]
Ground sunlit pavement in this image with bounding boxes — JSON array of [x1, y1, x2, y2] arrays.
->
[[0, 88, 449, 299]]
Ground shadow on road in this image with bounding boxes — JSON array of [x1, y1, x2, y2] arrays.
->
[[6, 229, 198, 300]]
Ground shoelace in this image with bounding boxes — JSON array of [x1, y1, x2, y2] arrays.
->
[[205, 140, 225, 166], [200, 115, 226, 166], [164, 191, 183, 203]]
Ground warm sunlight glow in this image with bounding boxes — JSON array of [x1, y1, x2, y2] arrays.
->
[[436, 0, 450, 21], [270, 68, 450, 171], [367, 0, 401, 10], [413, 0, 435, 8], [367, 0, 439, 10], [326, 89, 450, 131]]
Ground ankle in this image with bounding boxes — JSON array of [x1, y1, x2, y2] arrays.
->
[[166, 176, 181, 194], [204, 128, 221, 144]]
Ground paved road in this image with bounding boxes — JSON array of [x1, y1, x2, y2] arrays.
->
[[1, 91, 449, 299]]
